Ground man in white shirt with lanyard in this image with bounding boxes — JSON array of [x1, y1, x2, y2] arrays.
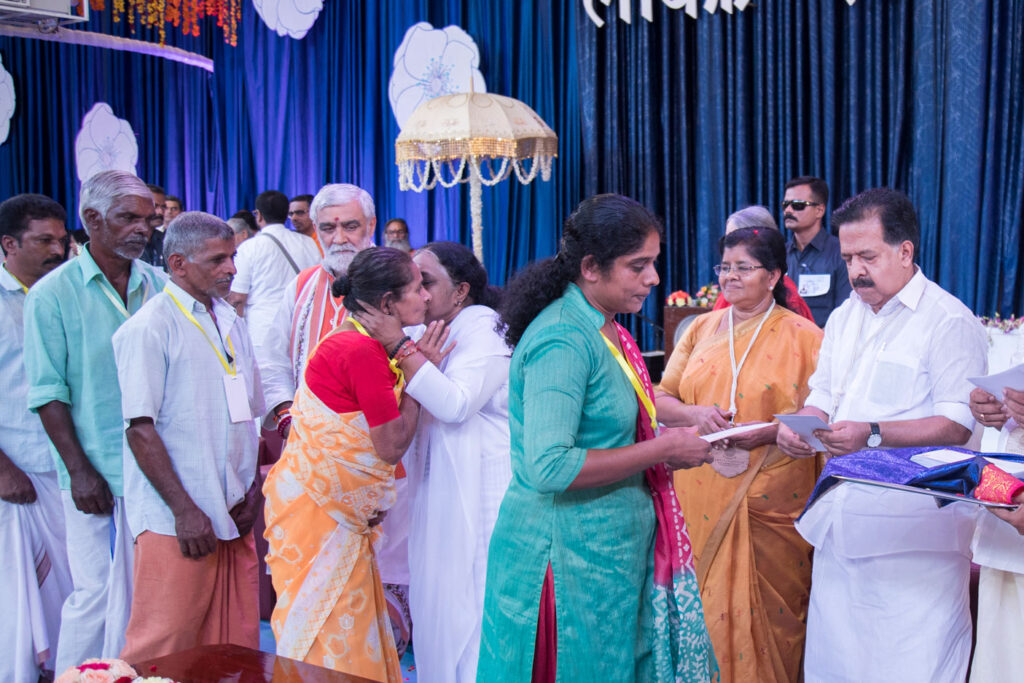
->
[[227, 190, 320, 354], [776, 187, 988, 682], [113, 212, 264, 662]]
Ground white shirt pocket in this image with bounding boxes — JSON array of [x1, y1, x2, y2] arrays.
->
[[867, 349, 921, 410]]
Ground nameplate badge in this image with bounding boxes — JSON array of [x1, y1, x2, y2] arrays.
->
[[223, 374, 253, 423], [798, 273, 831, 297]]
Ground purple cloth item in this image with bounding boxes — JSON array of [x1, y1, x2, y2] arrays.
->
[[799, 447, 1024, 516]]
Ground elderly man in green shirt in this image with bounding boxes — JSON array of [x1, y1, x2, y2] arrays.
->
[[24, 170, 166, 672]]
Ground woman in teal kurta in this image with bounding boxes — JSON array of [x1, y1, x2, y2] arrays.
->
[[478, 195, 719, 682]]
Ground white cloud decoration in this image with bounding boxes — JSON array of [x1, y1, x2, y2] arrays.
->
[[252, 0, 323, 40], [75, 103, 139, 182], [388, 22, 486, 129], [0, 55, 14, 146]]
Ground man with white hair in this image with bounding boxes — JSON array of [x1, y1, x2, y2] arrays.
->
[[259, 183, 415, 653], [259, 182, 376, 420], [23, 170, 166, 671], [114, 212, 262, 661]]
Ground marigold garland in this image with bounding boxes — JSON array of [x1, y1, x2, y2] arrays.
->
[[84, 0, 237, 46]]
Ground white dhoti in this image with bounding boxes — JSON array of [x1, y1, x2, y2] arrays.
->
[[0, 472, 72, 683], [55, 492, 134, 673], [970, 567, 1024, 682], [969, 503, 1024, 682], [798, 484, 977, 683], [376, 475, 412, 654], [377, 475, 410, 587]]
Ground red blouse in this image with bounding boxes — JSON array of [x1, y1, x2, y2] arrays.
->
[[303, 331, 401, 427]]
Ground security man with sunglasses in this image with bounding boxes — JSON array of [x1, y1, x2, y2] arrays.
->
[[782, 175, 851, 327]]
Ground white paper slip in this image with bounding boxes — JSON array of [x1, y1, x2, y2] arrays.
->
[[968, 363, 1024, 398], [774, 414, 832, 451], [833, 475, 1020, 509], [700, 422, 772, 444]]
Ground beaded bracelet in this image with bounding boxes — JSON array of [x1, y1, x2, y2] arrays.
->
[[276, 415, 292, 437], [388, 335, 412, 359], [392, 339, 419, 363]]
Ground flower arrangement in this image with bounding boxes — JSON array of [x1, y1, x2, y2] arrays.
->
[[55, 659, 180, 683], [979, 313, 1024, 334], [666, 290, 691, 306], [666, 284, 720, 308], [55, 659, 138, 683]]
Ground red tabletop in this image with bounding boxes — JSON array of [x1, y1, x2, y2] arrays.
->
[[132, 644, 377, 682]]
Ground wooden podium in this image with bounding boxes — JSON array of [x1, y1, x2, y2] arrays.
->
[[663, 305, 710, 363]]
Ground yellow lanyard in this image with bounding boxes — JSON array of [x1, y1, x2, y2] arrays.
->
[[165, 288, 237, 375], [4, 265, 29, 294], [97, 276, 149, 320], [350, 319, 405, 388], [600, 331, 658, 432]]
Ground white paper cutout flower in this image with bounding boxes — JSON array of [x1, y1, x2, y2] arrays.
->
[[252, 0, 323, 40], [0, 55, 14, 146], [388, 22, 486, 129], [74, 103, 139, 182]]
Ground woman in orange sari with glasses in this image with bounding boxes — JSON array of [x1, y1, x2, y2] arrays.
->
[[263, 247, 448, 682], [655, 227, 823, 682]]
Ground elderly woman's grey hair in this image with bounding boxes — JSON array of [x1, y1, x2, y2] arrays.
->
[[163, 211, 234, 261], [78, 170, 153, 234], [725, 205, 778, 233], [310, 183, 376, 224]]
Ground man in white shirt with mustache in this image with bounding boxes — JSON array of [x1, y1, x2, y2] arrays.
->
[[777, 187, 988, 682]]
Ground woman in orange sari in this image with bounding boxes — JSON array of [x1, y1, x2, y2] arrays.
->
[[654, 227, 823, 682], [263, 247, 447, 682]]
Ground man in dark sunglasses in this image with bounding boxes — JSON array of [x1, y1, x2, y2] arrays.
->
[[782, 175, 851, 327]]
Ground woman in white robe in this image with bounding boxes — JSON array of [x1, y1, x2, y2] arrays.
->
[[355, 241, 511, 683]]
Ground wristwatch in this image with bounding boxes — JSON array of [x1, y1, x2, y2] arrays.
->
[[867, 422, 882, 448]]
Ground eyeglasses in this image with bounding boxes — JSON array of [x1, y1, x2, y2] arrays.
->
[[781, 200, 821, 211], [714, 264, 767, 276]]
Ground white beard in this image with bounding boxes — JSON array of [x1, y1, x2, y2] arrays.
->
[[322, 248, 357, 277], [385, 238, 412, 253]]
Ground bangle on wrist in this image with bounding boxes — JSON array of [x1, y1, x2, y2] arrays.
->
[[388, 335, 412, 358], [392, 340, 419, 363], [276, 415, 292, 437]]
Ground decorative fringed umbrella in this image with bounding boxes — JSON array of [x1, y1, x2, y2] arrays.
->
[[395, 91, 557, 261]]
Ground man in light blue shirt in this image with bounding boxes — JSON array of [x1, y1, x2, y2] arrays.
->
[[23, 170, 166, 672], [0, 193, 74, 683]]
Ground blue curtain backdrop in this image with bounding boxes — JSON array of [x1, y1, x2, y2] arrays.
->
[[1, 0, 1022, 350]]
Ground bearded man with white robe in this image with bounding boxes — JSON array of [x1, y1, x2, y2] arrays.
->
[[258, 183, 413, 651]]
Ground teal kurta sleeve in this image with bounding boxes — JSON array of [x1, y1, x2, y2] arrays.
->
[[518, 323, 590, 493]]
